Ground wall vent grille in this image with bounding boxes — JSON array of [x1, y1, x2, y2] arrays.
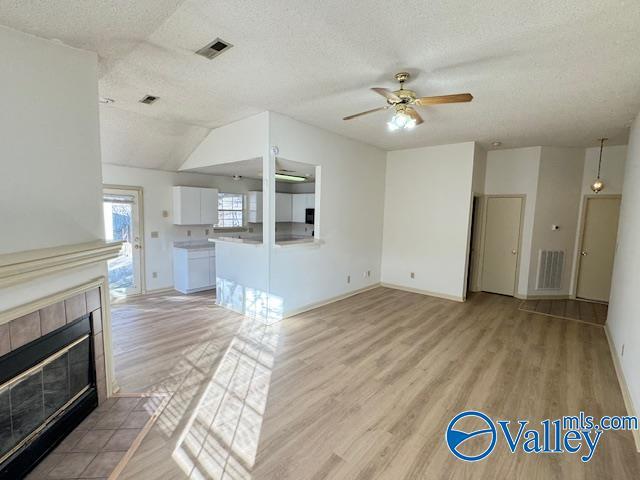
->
[[195, 38, 233, 60], [139, 95, 159, 105], [536, 250, 564, 290]]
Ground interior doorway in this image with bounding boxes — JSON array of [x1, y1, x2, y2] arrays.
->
[[103, 186, 144, 297], [576, 196, 621, 303], [480, 196, 524, 296]]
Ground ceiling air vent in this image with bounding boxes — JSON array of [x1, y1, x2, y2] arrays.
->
[[139, 95, 159, 105], [195, 38, 233, 60]]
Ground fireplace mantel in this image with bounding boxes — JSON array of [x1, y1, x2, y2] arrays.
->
[[0, 241, 122, 289]]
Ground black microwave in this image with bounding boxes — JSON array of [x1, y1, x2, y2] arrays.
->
[[305, 208, 314, 225]]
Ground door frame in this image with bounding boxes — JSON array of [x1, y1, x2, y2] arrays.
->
[[476, 194, 526, 296], [572, 194, 621, 301], [103, 184, 146, 296]]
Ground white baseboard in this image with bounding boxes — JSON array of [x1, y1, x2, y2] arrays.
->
[[284, 284, 381, 318], [380, 283, 464, 302], [514, 293, 573, 300], [604, 324, 640, 452]]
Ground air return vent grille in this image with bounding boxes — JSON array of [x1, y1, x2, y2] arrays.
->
[[139, 95, 159, 105], [195, 38, 233, 60], [536, 250, 564, 290]]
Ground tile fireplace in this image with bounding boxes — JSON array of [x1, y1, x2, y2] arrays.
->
[[0, 288, 107, 479]]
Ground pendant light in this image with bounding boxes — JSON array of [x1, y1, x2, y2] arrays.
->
[[591, 138, 607, 193]]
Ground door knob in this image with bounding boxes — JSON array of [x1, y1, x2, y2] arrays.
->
[[134, 244, 141, 250], [581, 251, 588, 256], [511, 250, 517, 255]]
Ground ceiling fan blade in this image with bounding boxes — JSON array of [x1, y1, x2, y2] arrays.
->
[[415, 93, 473, 106], [343, 105, 389, 121], [406, 107, 424, 125], [371, 87, 402, 103]]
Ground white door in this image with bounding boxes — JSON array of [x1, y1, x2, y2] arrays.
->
[[576, 197, 621, 302], [481, 197, 523, 296], [103, 188, 143, 297]]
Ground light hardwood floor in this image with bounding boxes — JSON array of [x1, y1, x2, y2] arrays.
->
[[111, 287, 640, 479]]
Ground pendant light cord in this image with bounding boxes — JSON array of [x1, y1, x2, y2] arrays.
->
[[597, 138, 605, 179]]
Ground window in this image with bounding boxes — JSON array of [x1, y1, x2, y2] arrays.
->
[[217, 193, 244, 228]]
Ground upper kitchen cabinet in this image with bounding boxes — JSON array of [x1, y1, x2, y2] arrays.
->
[[248, 191, 263, 223], [276, 193, 292, 222], [292, 194, 315, 222], [173, 186, 219, 225]]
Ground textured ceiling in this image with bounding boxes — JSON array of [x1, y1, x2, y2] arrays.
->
[[1, 0, 639, 171]]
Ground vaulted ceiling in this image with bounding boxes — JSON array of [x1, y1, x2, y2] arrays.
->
[[1, 0, 639, 170]]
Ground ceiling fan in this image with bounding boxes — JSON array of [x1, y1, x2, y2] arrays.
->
[[343, 72, 473, 130]]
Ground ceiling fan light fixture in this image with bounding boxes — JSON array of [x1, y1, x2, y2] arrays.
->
[[387, 108, 416, 131]]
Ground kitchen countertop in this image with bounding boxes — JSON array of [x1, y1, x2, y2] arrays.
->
[[173, 241, 215, 250]]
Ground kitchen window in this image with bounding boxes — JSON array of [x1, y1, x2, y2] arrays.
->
[[217, 192, 244, 228]]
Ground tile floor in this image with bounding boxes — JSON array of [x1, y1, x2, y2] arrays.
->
[[26, 394, 165, 480]]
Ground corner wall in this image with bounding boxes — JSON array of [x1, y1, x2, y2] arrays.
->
[[528, 147, 584, 296], [607, 113, 640, 419], [381, 142, 476, 300]]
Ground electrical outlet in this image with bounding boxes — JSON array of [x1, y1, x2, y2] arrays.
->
[[162, 210, 169, 218], [187, 230, 191, 237], [347, 275, 351, 284], [152, 272, 158, 279], [410, 272, 415, 279]]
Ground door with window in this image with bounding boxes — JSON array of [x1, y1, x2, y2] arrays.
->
[[103, 188, 143, 297]]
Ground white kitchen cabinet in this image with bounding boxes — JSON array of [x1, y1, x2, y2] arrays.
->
[[306, 193, 315, 209], [291, 193, 315, 223], [200, 188, 218, 225], [172, 186, 218, 225], [248, 191, 262, 223], [292, 194, 306, 223], [173, 247, 216, 293], [276, 193, 292, 222]]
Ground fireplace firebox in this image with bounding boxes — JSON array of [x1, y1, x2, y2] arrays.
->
[[0, 313, 98, 479]]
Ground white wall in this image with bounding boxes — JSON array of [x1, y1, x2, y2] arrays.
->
[[179, 112, 268, 171], [381, 142, 476, 301], [484, 147, 541, 295], [0, 26, 105, 311], [0, 26, 103, 254], [529, 147, 584, 296], [101, 164, 262, 291], [269, 112, 387, 314], [607, 113, 640, 419]]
